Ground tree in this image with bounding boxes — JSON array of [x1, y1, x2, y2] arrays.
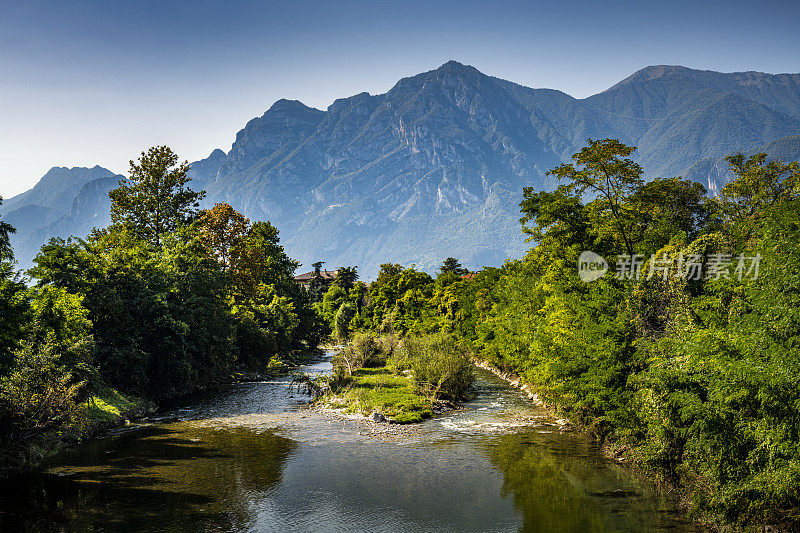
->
[[0, 197, 14, 271], [333, 266, 358, 292], [521, 186, 593, 249], [547, 139, 643, 256], [629, 177, 710, 254], [197, 203, 250, 270], [720, 152, 800, 222], [233, 221, 300, 302], [109, 146, 205, 245], [334, 302, 356, 341], [308, 261, 329, 303], [0, 201, 28, 371], [439, 257, 468, 276]]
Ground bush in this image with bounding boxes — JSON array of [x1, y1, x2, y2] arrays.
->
[[377, 333, 400, 360], [0, 341, 85, 467], [395, 333, 474, 401], [332, 333, 389, 376]]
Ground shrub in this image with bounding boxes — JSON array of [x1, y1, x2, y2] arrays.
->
[[0, 341, 85, 467], [395, 333, 474, 401], [332, 333, 388, 376]]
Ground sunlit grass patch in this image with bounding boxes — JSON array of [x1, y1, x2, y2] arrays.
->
[[324, 367, 432, 424], [86, 388, 144, 422]]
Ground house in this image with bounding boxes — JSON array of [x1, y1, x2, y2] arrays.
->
[[294, 269, 339, 289]]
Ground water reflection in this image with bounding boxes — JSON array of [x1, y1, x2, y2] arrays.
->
[[0, 425, 298, 532], [486, 432, 690, 532]]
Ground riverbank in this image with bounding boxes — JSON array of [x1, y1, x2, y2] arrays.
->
[[1, 350, 328, 474], [472, 359, 570, 426], [0, 386, 151, 474], [470, 356, 735, 531]]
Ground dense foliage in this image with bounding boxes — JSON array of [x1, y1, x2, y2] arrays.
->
[[0, 148, 324, 468], [317, 140, 800, 528]]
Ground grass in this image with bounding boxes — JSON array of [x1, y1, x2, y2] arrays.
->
[[86, 387, 145, 423], [322, 367, 433, 423]]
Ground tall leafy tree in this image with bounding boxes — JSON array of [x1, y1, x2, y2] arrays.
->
[[198, 203, 251, 270], [333, 266, 358, 292], [109, 146, 205, 245], [0, 197, 15, 273], [0, 200, 28, 371], [308, 261, 329, 303], [720, 152, 800, 222], [547, 139, 643, 256], [629, 177, 710, 254]]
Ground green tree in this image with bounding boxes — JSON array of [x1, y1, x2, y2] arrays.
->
[[0, 201, 28, 371], [0, 197, 14, 270], [197, 202, 250, 270], [307, 261, 329, 302], [439, 257, 468, 276], [109, 146, 205, 245], [547, 139, 643, 256], [629, 177, 710, 254], [719, 152, 800, 223], [322, 284, 348, 326], [335, 302, 356, 341], [333, 266, 358, 292]]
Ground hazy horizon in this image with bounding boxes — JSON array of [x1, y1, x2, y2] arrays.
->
[[3, 0, 800, 198]]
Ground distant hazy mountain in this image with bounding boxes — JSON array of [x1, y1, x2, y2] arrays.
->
[[1, 165, 116, 222], [684, 134, 800, 195], [584, 65, 800, 177], [1, 167, 122, 268], [5, 62, 800, 276]]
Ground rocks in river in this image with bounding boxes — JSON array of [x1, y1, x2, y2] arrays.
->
[[372, 411, 387, 423]]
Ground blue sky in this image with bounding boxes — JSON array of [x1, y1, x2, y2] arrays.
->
[[2, 0, 799, 197]]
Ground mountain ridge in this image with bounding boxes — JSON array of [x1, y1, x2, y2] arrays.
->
[[6, 61, 800, 277]]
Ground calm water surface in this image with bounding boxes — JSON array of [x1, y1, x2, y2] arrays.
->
[[0, 351, 700, 532]]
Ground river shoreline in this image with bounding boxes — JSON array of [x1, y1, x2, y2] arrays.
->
[[470, 357, 725, 531], [0, 350, 329, 476], [0, 348, 704, 533]]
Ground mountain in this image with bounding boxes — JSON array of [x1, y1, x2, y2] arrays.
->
[[5, 62, 800, 277], [190, 61, 566, 275], [584, 66, 800, 177], [1, 166, 122, 268], [684, 134, 800, 195], [1, 165, 116, 222]]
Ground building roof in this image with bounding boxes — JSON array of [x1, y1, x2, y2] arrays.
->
[[294, 269, 339, 282]]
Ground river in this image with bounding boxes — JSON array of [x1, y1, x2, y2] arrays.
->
[[0, 350, 700, 532]]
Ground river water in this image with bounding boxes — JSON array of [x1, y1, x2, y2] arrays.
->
[[0, 351, 700, 532]]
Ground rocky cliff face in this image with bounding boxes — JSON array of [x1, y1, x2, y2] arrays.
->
[[188, 61, 570, 275], [6, 61, 800, 276]]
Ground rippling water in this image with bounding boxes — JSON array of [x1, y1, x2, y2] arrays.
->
[[0, 351, 700, 532]]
